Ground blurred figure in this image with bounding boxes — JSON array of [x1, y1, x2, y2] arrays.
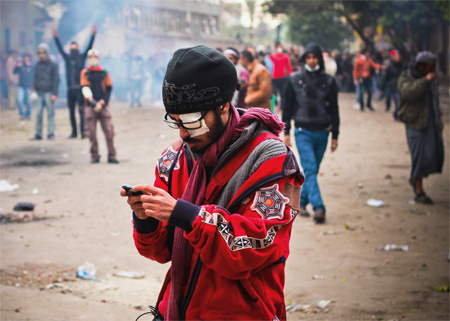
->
[[240, 50, 272, 110], [353, 47, 383, 111], [53, 26, 96, 139], [129, 56, 145, 108], [270, 42, 292, 110], [397, 51, 443, 204], [256, 45, 273, 74], [81, 49, 118, 164], [288, 46, 301, 72], [381, 49, 406, 120], [323, 52, 337, 76], [224, 47, 249, 108], [6, 50, 19, 109], [30, 43, 59, 140], [331, 51, 343, 90], [341, 52, 355, 92], [282, 43, 339, 223], [13, 54, 34, 119], [0, 51, 8, 107]]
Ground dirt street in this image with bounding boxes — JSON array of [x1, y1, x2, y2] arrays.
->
[[0, 92, 449, 321]]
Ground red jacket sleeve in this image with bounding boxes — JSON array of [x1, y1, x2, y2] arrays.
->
[[132, 144, 186, 264], [183, 175, 300, 280]]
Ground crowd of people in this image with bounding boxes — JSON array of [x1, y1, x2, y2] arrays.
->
[[0, 31, 443, 205]]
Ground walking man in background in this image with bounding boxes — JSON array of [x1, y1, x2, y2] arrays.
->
[[397, 51, 444, 204], [80, 49, 118, 164], [353, 47, 383, 111], [52, 25, 96, 139], [282, 43, 340, 223], [270, 42, 293, 111], [30, 44, 59, 140], [240, 50, 272, 110]]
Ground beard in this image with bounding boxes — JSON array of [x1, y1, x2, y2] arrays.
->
[[185, 108, 225, 154]]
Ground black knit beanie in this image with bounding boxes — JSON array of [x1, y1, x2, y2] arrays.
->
[[163, 45, 238, 114]]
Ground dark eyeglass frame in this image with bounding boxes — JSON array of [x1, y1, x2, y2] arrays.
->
[[163, 110, 210, 130]]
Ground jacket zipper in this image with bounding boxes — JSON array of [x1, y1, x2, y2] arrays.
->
[[179, 255, 203, 320]]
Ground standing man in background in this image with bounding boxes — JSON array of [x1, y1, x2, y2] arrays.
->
[[270, 42, 293, 111], [52, 25, 96, 139], [80, 49, 118, 164], [353, 47, 383, 112], [224, 47, 249, 108], [240, 50, 272, 110], [397, 51, 444, 204], [6, 50, 19, 109], [30, 44, 59, 141], [13, 54, 34, 119]]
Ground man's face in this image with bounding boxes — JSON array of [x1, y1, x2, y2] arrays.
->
[[240, 57, 249, 68], [37, 50, 47, 61], [24, 56, 31, 64], [418, 62, 436, 75], [225, 54, 237, 65], [168, 105, 227, 154], [70, 44, 79, 51], [392, 53, 401, 63], [305, 53, 319, 70]]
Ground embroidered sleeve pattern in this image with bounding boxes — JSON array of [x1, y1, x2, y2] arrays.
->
[[185, 176, 300, 280], [157, 146, 182, 183]]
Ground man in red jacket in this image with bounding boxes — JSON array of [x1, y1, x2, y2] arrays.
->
[[353, 47, 383, 111], [270, 42, 293, 111], [121, 45, 304, 321]]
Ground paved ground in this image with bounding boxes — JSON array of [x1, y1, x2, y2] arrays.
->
[[0, 91, 448, 321]]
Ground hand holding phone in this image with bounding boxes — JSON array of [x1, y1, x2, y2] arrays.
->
[[122, 184, 143, 196]]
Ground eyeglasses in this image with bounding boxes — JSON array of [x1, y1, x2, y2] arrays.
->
[[163, 110, 210, 130]]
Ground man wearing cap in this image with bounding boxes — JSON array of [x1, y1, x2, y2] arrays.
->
[[121, 45, 304, 320], [398, 51, 444, 204], [80, 49, 118, 164]]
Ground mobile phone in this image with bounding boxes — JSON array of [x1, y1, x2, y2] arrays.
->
[[122, 184, 143, 196]]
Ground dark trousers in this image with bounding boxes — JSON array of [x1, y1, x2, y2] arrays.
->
[[68, 88, 85, 137], [357, 78, 372, 110], [272, 77, 288, 110]]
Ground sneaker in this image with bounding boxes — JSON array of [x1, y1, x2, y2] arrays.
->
[[300, 207, 310, 217], [366, 106, 375, 111], [313, 208, 326, 223], [48, 134, 55, 140], [68, 134, 77, 139], [108, 158, 119, 164], [414, 192, 433, 204], [91, 157, 100, 164], [30, 134, 42, 141]]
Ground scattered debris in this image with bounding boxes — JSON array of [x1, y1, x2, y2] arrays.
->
[[32, 188, 39, 195], [317, 300, 333, 309], [384, 174, 393, 180], [0, 212, 47, 224], [357, 182, 364, 189], [434, 285, 449, 292], [376, 244, 409, 252], [367, 199, 385, 207], [76, 262, 98, 281], [113, 271, 145, 279], [0, 180, 19, 192], [13, 202, 34, 211], [286, 300, 334, 314], [407, 200, 416, 205], [312, 274, 324, 280], [319, 230, 337, 236], [344, 224, 356, 231]]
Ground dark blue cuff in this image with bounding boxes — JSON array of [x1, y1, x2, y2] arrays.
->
[[133, 212, 159, 234], [168, 199, 200, 233]]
